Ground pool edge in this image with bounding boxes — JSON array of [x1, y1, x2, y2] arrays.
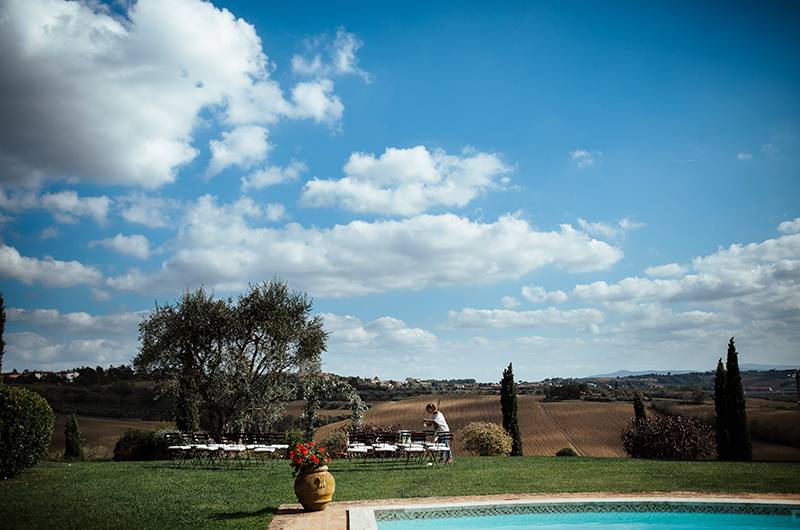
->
[[348, 496, 800, 530]]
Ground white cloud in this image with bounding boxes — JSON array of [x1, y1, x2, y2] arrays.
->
[[118, 193, 178, 228], [40, 191, 110, 224], [107, 195, 623, 297], [570, 149, 601, 169], [324, 313, 436, 351], [301, 146, 511, 216], [0, 0, 345, 189], [4, 332, 136, 370], [644, 262, 688, 278], [292, 28, 371, 82], [241, 161, 307, 191], [778, 218, 800, 235], [206, 125, 271, 177], [521, 285, 568, 304], [736, 152, 753, 161], [0, 187, 110, 224], [573, 231, 800, 334], [287, 79, 344, 124], [90, 234, 150, 259], [448, 307, 604, 329], [0, 244, 102, 287], [8, 307, 145, 335], [264, 203, 287, 222], [501, 296, 520, 309], [577, 217, 645, 239]]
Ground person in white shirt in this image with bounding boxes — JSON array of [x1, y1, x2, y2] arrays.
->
[[423, 403, 453, 463]]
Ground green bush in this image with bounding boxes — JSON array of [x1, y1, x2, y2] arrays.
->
[[622, 415, 715, 460], [556, 447, 578, 457], [457, 422, 512, 456], [284, 429, 304, 457], [0, 385, 54, 479], [113, 429, 170, 461], [319, 429, 349, 458]]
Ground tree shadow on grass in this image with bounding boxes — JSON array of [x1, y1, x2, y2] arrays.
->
[[208, 506, 280, 521]]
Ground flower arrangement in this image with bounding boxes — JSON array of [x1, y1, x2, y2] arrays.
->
[[289, 441, 330, 476]]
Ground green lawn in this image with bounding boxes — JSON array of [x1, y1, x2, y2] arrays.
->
[[1, 457, 799, 529]]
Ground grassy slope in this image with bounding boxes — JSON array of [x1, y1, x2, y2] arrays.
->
[[2, 458, 799, 530]]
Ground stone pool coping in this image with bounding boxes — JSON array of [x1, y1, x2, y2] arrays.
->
[[267, 492, 800, 530]]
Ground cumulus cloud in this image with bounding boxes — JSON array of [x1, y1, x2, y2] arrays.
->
[[644, 262, 689, 278], [324, 313, 436, 351], [301, 146, 512, 216], [106, 195, 623, 297], [8, 307, 146, 335], [501, 296, 520, 309], [448, 307, 604, 330], [3, 307, 147, 370], [292, 28, 371, 82], [206, 126, 271, 177], [0, 0, 346, 189], [0, 187, 110, 224], [287, 79, 344, 124], [570, 149, 601, 168], [572, 230, 800, 337], [0, 244, 101, 287], [577, 217, 645, 239], [521, 285, 568, 304], [117, 193, 179, 228], [90, 234, 150, 259], [264, 203, 287, 222], [241, 161, 307, 191], [778, 218, 800, 235], [737, 152, 753, 161]]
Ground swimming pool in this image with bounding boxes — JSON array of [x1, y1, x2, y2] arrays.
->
[[349, 498, 800, 530]]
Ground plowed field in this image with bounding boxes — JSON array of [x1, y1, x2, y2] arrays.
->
[[316, 394, 633, 457], [315, 394, 800, 460]]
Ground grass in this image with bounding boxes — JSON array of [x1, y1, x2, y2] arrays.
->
[[1, 457, 799, 529]]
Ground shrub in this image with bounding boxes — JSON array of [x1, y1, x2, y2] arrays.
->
[[319, 429, 349, 458], [621, 415, 715, 460], [64, 413, 84, 460], [0, 385, 54, 479], [284, 429, 305, 455], [113, 429, 170, 461], [458, 422, 512, 456], [556, 447, 578, 457]]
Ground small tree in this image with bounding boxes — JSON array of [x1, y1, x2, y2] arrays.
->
[[500, 363, 523, 456], [724, 338, 752, 461], [633, 392, 646, 421], [713, 358, 728, 459], [64, 413, 84, 460]]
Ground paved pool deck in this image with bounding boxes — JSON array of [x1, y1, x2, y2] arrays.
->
[[267, 492, 800, 530]]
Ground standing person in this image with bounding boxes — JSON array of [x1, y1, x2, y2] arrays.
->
[[423, 403, 453, 463]]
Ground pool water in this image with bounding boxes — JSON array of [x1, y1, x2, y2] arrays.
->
[[377, 511, 798, 529]]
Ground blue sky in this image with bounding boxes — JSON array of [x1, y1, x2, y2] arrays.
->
[[1, 0, 798, 380]]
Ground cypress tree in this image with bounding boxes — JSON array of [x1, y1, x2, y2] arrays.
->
[[64, 413, 84, 460], [633, 392, 646, 421], [500, 363, 523, 456], [713, 358, 729, 459], [724, 338, 752, 461]]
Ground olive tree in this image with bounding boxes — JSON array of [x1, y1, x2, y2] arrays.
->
[[135, 280, 327, 436]]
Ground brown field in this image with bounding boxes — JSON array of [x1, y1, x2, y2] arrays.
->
[[316, 394, 800, 460], [50, 415, 167, 459]]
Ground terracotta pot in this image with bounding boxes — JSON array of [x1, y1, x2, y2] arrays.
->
[[294, 465, 335, 511]]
